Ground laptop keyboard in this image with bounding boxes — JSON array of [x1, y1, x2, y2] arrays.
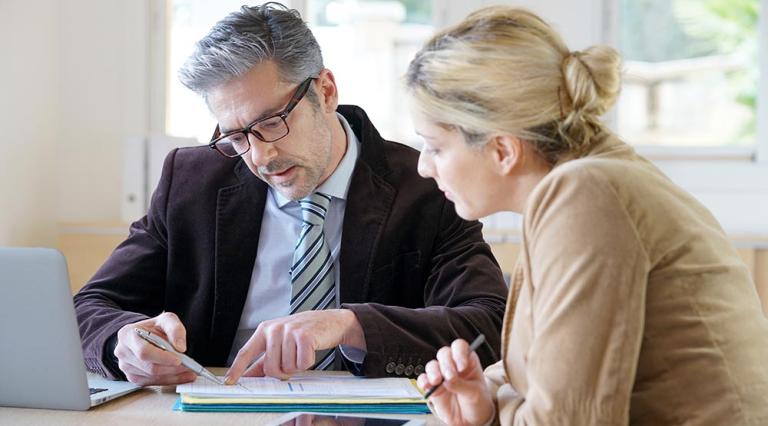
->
[[89, 387, 108, 395]]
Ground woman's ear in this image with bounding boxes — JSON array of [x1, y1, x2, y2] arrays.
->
[[488, 134, 522, 175], [315, 68, 339, 113]]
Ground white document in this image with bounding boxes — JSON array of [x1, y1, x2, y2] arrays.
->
[[176, 375, 422, 399]]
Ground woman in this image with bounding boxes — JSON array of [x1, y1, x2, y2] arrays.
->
[[406, 6, 768, 426]]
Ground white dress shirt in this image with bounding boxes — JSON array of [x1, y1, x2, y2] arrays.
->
[[227, 113, 359, 364]]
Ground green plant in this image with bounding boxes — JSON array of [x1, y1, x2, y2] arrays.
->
[[674, 0, 759, 142]]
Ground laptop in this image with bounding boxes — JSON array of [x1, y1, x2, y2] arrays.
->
[[0, 247, 141, 410]]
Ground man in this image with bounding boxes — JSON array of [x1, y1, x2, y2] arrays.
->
[[74, 2, 507, 386]]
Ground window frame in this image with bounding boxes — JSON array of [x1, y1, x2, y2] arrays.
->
[[758, 0, 768, 163]]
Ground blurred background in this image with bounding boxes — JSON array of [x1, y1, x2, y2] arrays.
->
[[1, 0, 766, 310]]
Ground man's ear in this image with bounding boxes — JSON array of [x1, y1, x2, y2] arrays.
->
[[489, 134, 521, 175], [315, 68, 339, 114]]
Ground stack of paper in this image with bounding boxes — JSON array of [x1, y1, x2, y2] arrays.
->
[[174, 375, 429, 414]]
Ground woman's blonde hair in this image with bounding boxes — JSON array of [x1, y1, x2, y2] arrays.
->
[[406, 6, 622, 163]]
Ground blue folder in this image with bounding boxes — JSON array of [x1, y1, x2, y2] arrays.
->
[[172, 398, 430, 414]]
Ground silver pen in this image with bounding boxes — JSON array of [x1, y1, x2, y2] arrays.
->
[[134, 328, 224, 385]]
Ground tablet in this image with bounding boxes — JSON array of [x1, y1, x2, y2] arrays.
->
[[277, 413, 427, 426]]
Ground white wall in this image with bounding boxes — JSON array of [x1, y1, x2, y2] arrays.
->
[[0, 0, 151, 247], [57, 0, 150, 222], [1, 0, 151, 246], [0, 1, 60, 246]]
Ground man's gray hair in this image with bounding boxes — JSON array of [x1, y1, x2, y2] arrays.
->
[[178, 2, 323, 99]]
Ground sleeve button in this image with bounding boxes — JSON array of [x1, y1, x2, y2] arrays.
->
[[395, 363, 405, 375], [385, 362, 396, 374], [404, 365, 414, 376], [414, 364, 424, 376]]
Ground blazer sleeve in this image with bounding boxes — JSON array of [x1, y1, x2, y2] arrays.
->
[[73, 149, 177, 379], [344, 197, 508, 377], [498, 167, 651, 425]]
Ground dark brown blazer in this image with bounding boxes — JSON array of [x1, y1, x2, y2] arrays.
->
[[74, 105, 507, 380]]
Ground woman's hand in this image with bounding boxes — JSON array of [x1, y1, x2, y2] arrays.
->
[[417, 339, 495, 426]]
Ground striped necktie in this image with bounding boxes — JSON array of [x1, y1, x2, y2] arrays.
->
[[290, 192, 336, 370]]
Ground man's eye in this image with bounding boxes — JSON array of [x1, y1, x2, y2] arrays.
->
[[259, 119, 282, 130], [229, 134, 247, 144]]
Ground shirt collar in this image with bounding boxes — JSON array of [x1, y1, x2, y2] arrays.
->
[[273, 112, 359, 208]]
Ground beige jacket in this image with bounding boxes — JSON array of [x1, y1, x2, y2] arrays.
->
[[486, 134, 768, 425]]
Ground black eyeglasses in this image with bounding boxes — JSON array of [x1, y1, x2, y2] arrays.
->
[[208, 77, 316, 158]]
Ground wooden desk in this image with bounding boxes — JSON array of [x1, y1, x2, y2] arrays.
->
[[0, 369, 439, 425]]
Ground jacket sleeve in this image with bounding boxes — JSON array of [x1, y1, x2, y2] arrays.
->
[[343, 197, 508, 377], [73, 149, 177, 379], [498, 167, 650, 425], [484, 360, 519, 426]]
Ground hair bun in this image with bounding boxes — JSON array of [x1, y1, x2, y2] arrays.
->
[[561, 45, 622, 117]]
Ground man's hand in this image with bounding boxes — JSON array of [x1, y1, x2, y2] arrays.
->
[[114, 312, 197, 386], [225, 309, 365, 383]]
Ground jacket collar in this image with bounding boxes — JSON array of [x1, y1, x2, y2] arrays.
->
[[336, 105, 391, 179]]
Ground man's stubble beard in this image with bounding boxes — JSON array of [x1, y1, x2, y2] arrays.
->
[[276, 108, 334, 201]]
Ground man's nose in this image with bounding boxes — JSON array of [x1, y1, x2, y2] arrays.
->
[[248, 134, 278, 167]]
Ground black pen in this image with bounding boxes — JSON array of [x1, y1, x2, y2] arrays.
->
[[423, 334, 486, 399]]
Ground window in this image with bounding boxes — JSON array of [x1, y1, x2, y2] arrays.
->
[[166, 0, 251, 145], [165, 0, 433, 146], [617, 0, 760, 148], [306, 0, 433, 145]]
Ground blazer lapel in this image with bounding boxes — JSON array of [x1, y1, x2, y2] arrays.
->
[[338, 105, 396, 303], [210, 160, 268, 362], [339, 163, 395, 303]]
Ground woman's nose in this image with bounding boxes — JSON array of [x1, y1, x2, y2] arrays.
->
[[417, 151, 435, 179]]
